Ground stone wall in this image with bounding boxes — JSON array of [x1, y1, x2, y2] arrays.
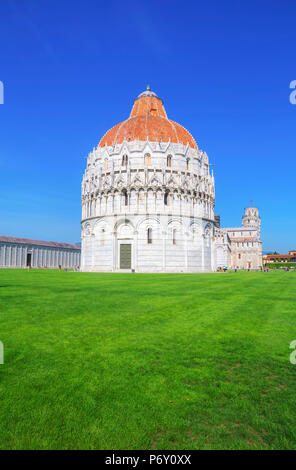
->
[[81, 140, 216, 272], [0, 242, 81, 268], [81, 214, 215, 273]]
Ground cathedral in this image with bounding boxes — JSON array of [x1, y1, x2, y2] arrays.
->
[[81, 87, 262, 272]]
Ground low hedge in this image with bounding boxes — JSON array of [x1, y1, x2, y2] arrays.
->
[[264, 262, 296, 268]]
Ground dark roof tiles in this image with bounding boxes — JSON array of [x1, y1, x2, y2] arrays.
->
[[0, 235, 80, 250]]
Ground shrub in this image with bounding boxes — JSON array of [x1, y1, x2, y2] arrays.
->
[[265, 262, 296, 268]]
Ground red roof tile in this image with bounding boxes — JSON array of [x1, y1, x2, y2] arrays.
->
[[99, 90, 198, 149]]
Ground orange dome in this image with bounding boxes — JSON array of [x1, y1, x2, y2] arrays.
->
[[99, 88, 198, 149]]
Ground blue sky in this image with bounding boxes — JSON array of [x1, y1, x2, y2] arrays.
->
[[0, 0, 295, 251]]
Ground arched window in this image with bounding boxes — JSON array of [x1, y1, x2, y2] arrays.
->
[[205, 231, 210, 247], [186, 158, 190, 170], [147, 228, 152, 244], [122, 154, 128, 166], [100, 228, 105, 246], [104, 159, 108, 171], [173, 229, 177, 245], [145, 153, 151, 166], [164, 192, 168, 206], [123, 191, 128, 206], [167, 155, 172, 167]]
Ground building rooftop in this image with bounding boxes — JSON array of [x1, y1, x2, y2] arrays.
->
[[225, 227, 257, 232], [0, 235, 81, 250], [263, 253, 294, 259], [99, 87, 198, 149], [230, 237, 259, 242]]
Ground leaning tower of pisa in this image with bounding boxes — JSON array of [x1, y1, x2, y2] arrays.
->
[[242, 207, 261, 236]]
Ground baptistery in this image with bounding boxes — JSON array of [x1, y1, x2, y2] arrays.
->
[[81, 87, 217, 272]]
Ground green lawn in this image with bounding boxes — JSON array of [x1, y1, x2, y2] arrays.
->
[[0, 269, 295, 450]]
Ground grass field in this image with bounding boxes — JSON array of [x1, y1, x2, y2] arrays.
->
[[0, 269, 295, 450]]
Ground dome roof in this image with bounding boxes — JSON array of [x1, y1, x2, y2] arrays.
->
[[99, 87, 198, 149]]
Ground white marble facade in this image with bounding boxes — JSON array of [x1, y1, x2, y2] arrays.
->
[[225, 207, 262, 269], [0, 236, 80, 269], [81, 141, 216, 272], [81, 89, 262, 272]]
